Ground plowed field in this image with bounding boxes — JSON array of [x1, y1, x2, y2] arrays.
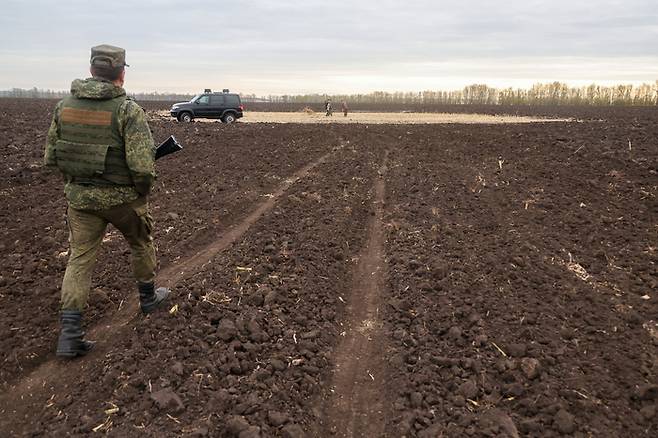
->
[[0, 98, 656, 437]]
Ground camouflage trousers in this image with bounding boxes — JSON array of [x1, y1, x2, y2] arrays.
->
[[61, 197, 156, 311]]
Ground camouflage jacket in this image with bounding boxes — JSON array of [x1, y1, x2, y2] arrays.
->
[[44, 78, 156, 210]]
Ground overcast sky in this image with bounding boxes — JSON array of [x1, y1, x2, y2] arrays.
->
[[1, 0, 657, 95]]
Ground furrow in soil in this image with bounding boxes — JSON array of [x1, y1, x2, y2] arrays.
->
[[321, 152, 389, 437]]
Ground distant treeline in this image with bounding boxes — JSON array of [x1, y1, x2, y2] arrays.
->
[[269, 82, 658, 106], [2, 81, 657, 106], [0, 87, 196, 102]]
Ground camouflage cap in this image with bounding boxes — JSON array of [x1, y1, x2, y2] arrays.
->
[[90, 44, 130, 67]]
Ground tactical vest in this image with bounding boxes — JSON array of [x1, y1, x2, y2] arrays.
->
[[55, 95, 133, 186]]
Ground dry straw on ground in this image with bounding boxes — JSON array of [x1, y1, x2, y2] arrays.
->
[[155, 110, 570, 124]]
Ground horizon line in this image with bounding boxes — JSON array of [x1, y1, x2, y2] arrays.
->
[[2, 79, 657, 97]]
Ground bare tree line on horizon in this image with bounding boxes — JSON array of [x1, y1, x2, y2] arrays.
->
[[2, 81, 657, 106], [271, 81, 658, 106]]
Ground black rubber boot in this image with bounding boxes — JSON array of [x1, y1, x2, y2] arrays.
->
[[56, 310, 95, 358], [138, 282, 170, 314]]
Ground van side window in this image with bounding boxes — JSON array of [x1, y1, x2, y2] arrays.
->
[[211, 95, 225, 105], [224, 95, 240, 106], [197, 95, 210, 104]]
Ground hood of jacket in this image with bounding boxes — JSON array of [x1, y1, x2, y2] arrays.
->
[[70, 77, 126, 100]]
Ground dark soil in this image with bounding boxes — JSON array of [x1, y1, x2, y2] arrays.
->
[[0, 98, 656, 437], [381, 118, 657, 437]]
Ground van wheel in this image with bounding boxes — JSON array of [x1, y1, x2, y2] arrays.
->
[[222, 113, 236, 124], [178, 112, 193, 122]]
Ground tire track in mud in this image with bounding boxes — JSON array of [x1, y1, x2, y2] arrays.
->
[[320, 151, 389, 437], [157, 150, 335, 287], [0, 147, 339, 433]]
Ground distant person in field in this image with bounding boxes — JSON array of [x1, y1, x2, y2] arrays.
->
[[341, 100, 348, 117], [43, 44, 170, 358], [325, 98, 333, 116]]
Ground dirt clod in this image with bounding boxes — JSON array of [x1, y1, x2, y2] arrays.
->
[[640, 405, 656, 420], [172, 361, 184, 376], [458, 380, 478, 399], [409, 392, 423, 408], [238, 426, 261, 438], [281, 423, 305, 438], [218, 319, 237, 341], [554, 409, 575, 434], [150, 389, 185, 414], [271, 359, 287, 371], [267, 410, 290, 426], [634, 384, 658, 401], [447, 326, 462, 340], [506, 343, 527, 358], [520, 358, 541, 380], [226, 416, 251, 435], [479, 409, 519, 438]]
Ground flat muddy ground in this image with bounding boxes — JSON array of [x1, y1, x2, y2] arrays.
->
[[155, 109, 568, 124]]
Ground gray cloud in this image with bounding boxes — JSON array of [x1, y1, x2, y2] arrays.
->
[[1, 0, 656, 94]]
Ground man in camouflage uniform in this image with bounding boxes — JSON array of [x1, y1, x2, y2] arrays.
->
[[325, 98, 333, 116], [44, 45, 170, 358]]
